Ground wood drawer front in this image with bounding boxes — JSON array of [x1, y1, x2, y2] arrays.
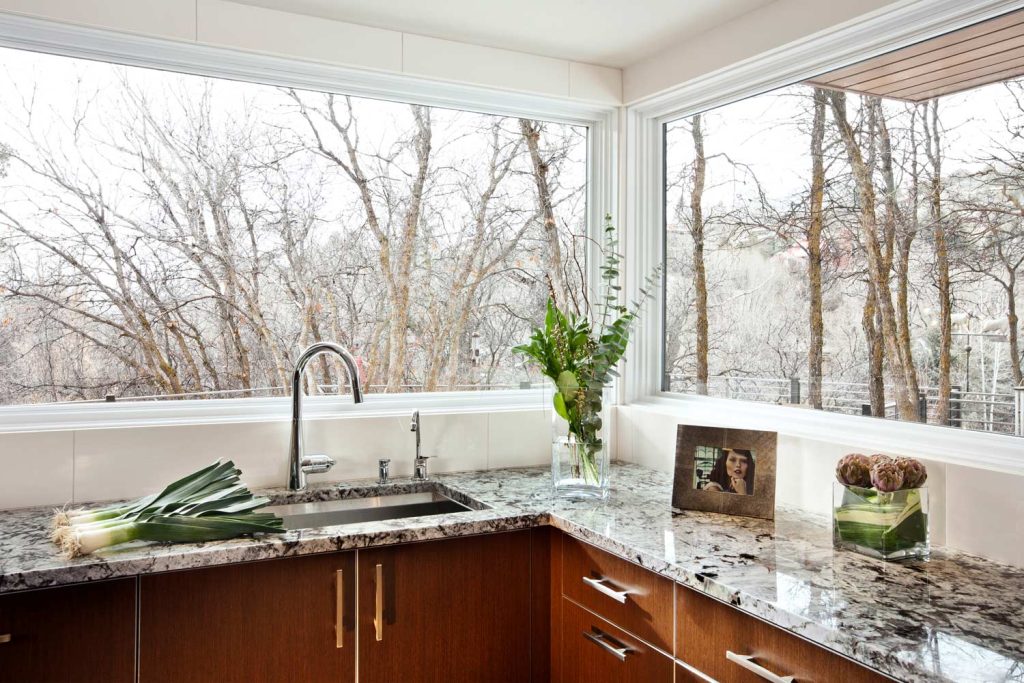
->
[[676, 661, 711, 682], [677, 587, 889, 683], [561, 597, 673, 683], [561, 535, 674, 652]]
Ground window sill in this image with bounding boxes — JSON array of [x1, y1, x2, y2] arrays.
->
[[635, 393, 1024, 477], [0, 390, 548, 433]]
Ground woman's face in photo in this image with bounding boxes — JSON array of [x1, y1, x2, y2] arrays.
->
[[726, 451, 749, 480]]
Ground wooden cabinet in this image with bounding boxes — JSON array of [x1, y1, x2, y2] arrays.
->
[[553, 533, 674, 683], [0, 578, 136, 683], [2, 528, 897, 683], [561, 534, 674, 652], [357, 530, 533, 683], [559, 598, 673, 683], [139, 552, 354, 683], [677, 586, 889, 683]]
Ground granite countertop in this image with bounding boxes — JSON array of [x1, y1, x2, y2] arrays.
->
[[1, 463, 1023, 683]]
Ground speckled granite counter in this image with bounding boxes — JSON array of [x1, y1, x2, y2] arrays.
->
[[2, 463, 1023, 683]]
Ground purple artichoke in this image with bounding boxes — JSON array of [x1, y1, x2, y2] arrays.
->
[[868, 453, 894, 468], [894, 457, 927, 489], [835, 453, 872, 487], [870, 461, 905, 493]]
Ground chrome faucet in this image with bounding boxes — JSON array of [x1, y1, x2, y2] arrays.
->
[[288, 342, 364, 491], [411, 410, 430, 480]]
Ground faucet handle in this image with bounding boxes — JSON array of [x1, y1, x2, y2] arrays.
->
[[378, 458, 391, 485], [301, 454, 335, 475], [413, 454, 431, 481]]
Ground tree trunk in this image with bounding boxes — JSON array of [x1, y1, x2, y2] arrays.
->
[[690, 113, 709, 395], [924, 100, 952, 424], [1008, 273, 1022, 386], [875, 98, 919, 403], [807, 89, 827, 409], [863, 282, 886, 415], [828, 91, 919, 420], [520, 119, 569, 310], [384, 106, 432, 392]]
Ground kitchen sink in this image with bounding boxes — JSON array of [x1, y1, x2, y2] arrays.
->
[[264, 490, 482, 530]]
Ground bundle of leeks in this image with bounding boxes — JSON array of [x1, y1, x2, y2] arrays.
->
[[52, 459, 284, 558]]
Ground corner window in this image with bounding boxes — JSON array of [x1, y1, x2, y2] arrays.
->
[[662, 16, 1024, 438], [0, 47, 588, 407]]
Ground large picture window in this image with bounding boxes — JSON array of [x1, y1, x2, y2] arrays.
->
[[663, 73, 1024, 437], [0, 47, 588, 406]]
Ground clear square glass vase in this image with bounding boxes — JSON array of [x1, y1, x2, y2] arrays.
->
[[552, 432, 609, 499], [833, 482, 930, 561]]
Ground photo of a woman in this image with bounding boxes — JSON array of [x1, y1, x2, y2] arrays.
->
[[700, 448, 755, 495]]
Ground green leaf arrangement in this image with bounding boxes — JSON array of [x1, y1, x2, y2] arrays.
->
[[51, 459, 284, 558], [513, 214, 661, 483]]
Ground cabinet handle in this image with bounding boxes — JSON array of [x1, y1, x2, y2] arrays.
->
[[335, 569, 344, 649], [0, 634, 10, 644], [726, 651, 795, 683], [582, 575, 630, 603], [583, 627, 631, 662], [374, 563, 383, 642]]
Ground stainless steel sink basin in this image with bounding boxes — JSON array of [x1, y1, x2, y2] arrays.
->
[[265, 491, 478, 530]]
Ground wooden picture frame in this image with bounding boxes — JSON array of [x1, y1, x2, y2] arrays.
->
[[672, 425, 777, 520]]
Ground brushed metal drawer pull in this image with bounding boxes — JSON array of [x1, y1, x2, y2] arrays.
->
[[0, 634, 10, 644], [726, 651, 795, 683], [335, 569, 344, 649], [374, 563, 384, 642], [582, 575, 630, 603], [583, 627, 631, 662]]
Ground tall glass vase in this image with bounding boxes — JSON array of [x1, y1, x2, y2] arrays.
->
[[550, 386, 610, 499]]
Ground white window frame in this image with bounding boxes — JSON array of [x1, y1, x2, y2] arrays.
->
[[623, 0, 1024, 475], [0, 12, 618, 432]]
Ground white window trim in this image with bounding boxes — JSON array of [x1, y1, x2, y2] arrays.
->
[[623, 0, 1024, 474], [0, 12, 618, 433], [1, 391, 549, 433]]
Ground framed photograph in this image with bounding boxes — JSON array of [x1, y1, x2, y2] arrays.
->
[[672, 425, 777, 520]]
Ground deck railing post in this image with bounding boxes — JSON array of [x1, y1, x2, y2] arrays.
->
[[1015, 387, 1023, 437], [950, 385, 962, 428]]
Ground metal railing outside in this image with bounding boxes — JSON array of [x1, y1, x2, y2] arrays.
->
[[667, 374, 1024, 437]]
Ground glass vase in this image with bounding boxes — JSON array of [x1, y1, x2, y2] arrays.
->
[[550, 393, 610, 499], [832, 482, 929, 561]]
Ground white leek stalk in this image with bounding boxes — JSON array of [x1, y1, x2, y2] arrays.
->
[[53, 460, 284, 558]]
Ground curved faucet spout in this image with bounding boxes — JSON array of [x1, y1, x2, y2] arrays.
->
[[288, 342, 364, 490]]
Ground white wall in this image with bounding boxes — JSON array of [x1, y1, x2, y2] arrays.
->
[[0, 0, 621, 103], [615, 403, 1024, 567], [622, 0, 904, 103], [0, 409, 551, 509]]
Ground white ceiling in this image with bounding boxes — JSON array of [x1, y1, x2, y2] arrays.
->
[[227, 0, 778, 68]]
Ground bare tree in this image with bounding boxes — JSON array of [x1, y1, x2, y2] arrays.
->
[[828, 91, 921, 420], [922, 99, 954, 423]]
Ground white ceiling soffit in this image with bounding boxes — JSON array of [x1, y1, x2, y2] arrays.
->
[[224, 0, 778, 68]]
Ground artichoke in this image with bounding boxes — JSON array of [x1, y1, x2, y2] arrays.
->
[[870, 460, 905, 493], [868, 453, 894, 467], [894, 457, 927, 489], [835, 453, 872, 487]]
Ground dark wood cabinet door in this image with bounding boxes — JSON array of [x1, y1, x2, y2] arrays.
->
[[358, 531, 533, 683], [0, 578, 136, 683], [139, 552, 354, 683]]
